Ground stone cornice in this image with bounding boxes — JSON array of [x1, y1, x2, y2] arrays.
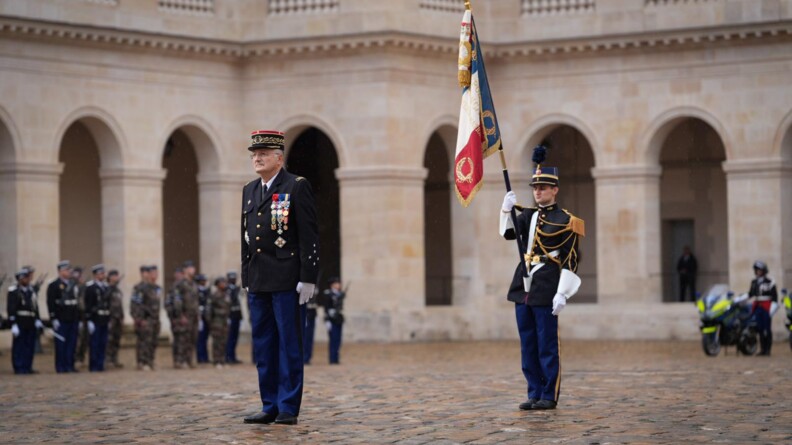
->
[[0, 161, 64, 182], [722, 158, 792, 178], [336, 166, 428, 185], [1, 16, 790, 61], [591, 165, 663, 180], [196, 172, 252, 188], [99, 167, 167, 186]]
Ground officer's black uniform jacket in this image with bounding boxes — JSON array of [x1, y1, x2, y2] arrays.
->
[[228, 284, 242, 321], [241, 169, 320, 293], [749, 276, 778, 303], [47, 278, 80, 322], [504, 203, 581, 306], [7, 285, 40, 330], [84, 280, 111, 325]]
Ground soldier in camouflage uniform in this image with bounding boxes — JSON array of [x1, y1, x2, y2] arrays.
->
[[165, 267, 192, 369], [105, 270, 125, 369], [209, 277, 231, 368], [130, 265, 161, 371], [174, 261, 200, 368]]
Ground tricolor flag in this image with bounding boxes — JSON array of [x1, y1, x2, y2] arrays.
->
[[454, 8, 502, 207]]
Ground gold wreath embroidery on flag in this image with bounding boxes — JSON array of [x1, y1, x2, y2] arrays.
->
[[482, 110, 496, 136], [455, 157, 474, 183]]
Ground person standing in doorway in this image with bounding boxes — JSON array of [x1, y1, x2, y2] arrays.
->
[[677, 246, 698, 302]]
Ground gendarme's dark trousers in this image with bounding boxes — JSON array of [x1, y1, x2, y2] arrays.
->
[[303, 316, 315, 364], [89, 324, 109, 372], [226, 318, 241, 363], [55, 321, 79, 373], [249, 290, 305, 417], [328, 322, 342, 364], [12, 328, 36, 374], [196, 320, 210, 363], [515, 304, 561, 402]]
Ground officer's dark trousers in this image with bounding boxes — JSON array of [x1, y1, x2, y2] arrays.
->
[[515, 304, 561, 402], [328, 322, 342, 364], [249, 290, 305, 417], [303, 316, 315, 364], [755, 307, 772, 354], [89, 324, 109, 372], [197, 321, 210, 363], [679, 276, 696, 302], [12, 328, 36, 374], [55, 321, 79, 373], [226, 318, 241, 362]]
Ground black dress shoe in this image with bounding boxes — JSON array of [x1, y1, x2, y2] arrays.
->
[[519, 398, 538, 410], [531, 400, 557, 410], [274, 413, 298, 425], [243, 411, 277, 424]]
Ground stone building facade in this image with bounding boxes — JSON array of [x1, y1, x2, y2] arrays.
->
[[1, 0, 790, 346]]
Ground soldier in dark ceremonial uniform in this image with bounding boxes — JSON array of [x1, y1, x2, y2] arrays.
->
[[225, 271, 243, 364], [73, 266, 90, 367], [748, 261, 778, 356], [303, 289, 318, 365], [322, 277, 345, 365], [84, 264, 111, 372], [195, 273, 211, 364], [105, 270, 125, 368], [500, 146, 584, 411], [241, 130, 319, 426], [8, 267, 43, 374], [209, 276, 231, 368], [131, 265, 161, 371], [47, 260, 81, 373]]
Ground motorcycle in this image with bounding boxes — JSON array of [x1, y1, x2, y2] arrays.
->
[[783, 288, 791, 351], [696, 284, 758, 356]]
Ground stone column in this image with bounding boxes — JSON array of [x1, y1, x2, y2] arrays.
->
[[99, 167, 167, 323], [722, 159, 792, 290], [335, 166, 428, 341], [0, 162, 63, 319], [592, 165, 663, 305], [197, 172, 250, 277]]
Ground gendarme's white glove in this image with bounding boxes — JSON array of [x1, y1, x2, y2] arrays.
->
[[35, 319, 44, 330], [325, 320, 332, 331], [298, 283, 315, 305], [199, 320, 204, 332], [11, 324, 20, 337], [552, 294, 567, 316], [52, 319, 60, 331], [502, 191, 517, 213], [88, 321, 96, 335], [770, 301, 779, 317]]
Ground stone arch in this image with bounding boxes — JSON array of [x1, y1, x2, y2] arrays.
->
[[641, 106, 734, 165], [514, 113, 602, 173], [278, 114, 348, 168], [54, 106, 126, 169], [0, 105, 21, 163], [773, 108, 792, 161], [159, 115, 223, 174]]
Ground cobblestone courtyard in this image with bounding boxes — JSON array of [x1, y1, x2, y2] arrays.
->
[[1, 339, 790, 444]]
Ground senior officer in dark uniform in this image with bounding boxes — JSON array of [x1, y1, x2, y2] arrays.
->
[[500, 145, 584, 411], [241, 130, 319, 426], [47, 260, 81, 373]]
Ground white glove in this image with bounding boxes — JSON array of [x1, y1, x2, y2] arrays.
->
[[502, 191, 517, 213], [52, 319, 60, 331], [199, 320, 204, 331], [298, 282, 315, 305], [325, 320, 332, 331], [88, 321, 96, 335], [11, 324, 20, 337], [552, 294, 566, 316], [770, 301, 779, 317], [35, 319, 44, 330]]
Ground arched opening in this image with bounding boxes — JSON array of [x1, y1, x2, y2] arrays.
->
[[525, 125, 597, 303], [59, 121, 103, 268], [286, 127, 341, 285], [658, 118, 728, 302], [162, 129, 200, 289], [423, 132, 453, 306], [0, 116, 17, 281]]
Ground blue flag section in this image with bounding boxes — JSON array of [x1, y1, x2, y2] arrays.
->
[[471, 17, 501, 159]]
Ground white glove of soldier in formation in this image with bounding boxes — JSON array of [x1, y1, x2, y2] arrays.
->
[[11, 323, 20, 337], [35, 319, 44, 330], [297, 282, 315, 305], [88, 321, 96, 335], [52, 319, 60, 331], [502, 191, 517, 213]]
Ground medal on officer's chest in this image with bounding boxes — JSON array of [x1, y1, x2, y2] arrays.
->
[[271, 193, 290, 248]]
